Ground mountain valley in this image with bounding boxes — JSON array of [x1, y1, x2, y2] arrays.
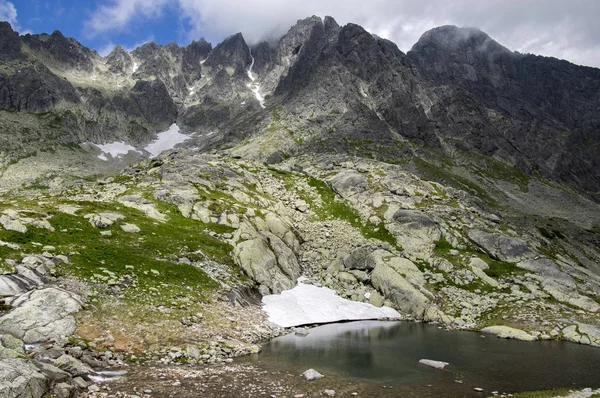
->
[[0, 15, 600, 398]]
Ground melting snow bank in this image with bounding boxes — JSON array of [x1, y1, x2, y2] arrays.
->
[[144, 123, 191, 157], [94, 124, 193, 161], [247, 52, 266, 109], [262, 278, 401, 327], [94, 142, 141, 161]]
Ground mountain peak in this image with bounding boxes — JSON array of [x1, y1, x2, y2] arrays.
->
[[205, 32, 250, 69], [410, 25, 511, 57], [0, 21, 23, 60]]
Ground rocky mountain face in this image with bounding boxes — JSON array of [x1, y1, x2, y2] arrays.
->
[[1, 18, 599, 201], [1, 15, 600, 397]]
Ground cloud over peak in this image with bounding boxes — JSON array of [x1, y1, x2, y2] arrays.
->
[[81, 0, 600, 67]]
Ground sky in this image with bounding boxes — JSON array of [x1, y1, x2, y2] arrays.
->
[[2, 0, 600, 68]]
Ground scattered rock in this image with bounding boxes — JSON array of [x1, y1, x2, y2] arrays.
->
[[418, 359, 449, 369], [302, 368, 324, 381], [120, 223, 141, 233]]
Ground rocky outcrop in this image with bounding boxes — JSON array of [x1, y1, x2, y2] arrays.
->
[[370, 253, 431, 317], [385, 209, 440, 259], [0, 359, 48, 398], [481, 326, 537, 342], [130, 80, 177, 126], [233, 213, 302, 294], [467, 230, 534, 262], [0, 288, 83, 344]]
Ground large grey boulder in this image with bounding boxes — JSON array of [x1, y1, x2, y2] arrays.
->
[[0, 358, 48, 398], [0, 215, 27, 233], [385, 209, 440, 259], [233, 238, 297, 294], [0, 288, 83, 344], [54, 354, 93, 377], [260, 213, 301, 253], [467, 230, 534, 262], [233, 213, 302, 294], [481, 326, 537, 342], [328, 170, 367, 195], [342, 246, 377, 270], [370, 259, 430, 317]]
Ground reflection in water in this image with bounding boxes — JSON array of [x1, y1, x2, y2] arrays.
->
[[253, 321, 600, 394]]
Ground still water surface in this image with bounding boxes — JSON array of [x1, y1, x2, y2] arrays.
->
[[250, 321, 600, 396]]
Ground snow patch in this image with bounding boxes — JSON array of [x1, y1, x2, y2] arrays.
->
[[132, 61, 139, 73], [144, 123, 192, 157], [262, 278, 401, 328], [94, 142, 141, 161], [247, 51, 265, 109]]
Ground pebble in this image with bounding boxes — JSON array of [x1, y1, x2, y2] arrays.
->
[[474, 387, 484, 392]]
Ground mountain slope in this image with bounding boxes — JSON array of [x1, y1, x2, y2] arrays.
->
[[1, 16, 600, 396]]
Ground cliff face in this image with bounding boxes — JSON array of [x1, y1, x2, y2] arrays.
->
[[0, 18, 599, 202]]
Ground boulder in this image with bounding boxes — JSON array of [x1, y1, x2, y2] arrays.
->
[[328, 171, 366, 194], [54, 354, 93, 377], [53, 383, 74, 398], [0, 334, 24, 354], [469, 257, 489, 270], [337, 271, 357, 285], [85, 212, 124, 229], [562, 323, 600, 347], [343, 246, 377, 270], [0, 346, 21, 359], [540, 279, 600, 312], [469, 266, 499, 288], [233, 238, 295, 294], [385, 209, 440, 259], [0, 215, 27, 233], [302, 368, 324, 381], [263, 232, 301, 281], [370, 260, 430, 317], [0, 288, 83, 344], [419, 359, 449, 369], [263, 213, 301, 253], [0, 358, 48, 398], [387, 257, 427, 286], [33, 361, 71, 382], [480, 326, 537, 342], [120, 223, 141, 233], [467, 230, 534, 262]]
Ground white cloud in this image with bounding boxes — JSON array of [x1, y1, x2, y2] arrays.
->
[[0, 0, 18, 28], [84, 0, 170, 37], [83, 0, 600, 67]]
